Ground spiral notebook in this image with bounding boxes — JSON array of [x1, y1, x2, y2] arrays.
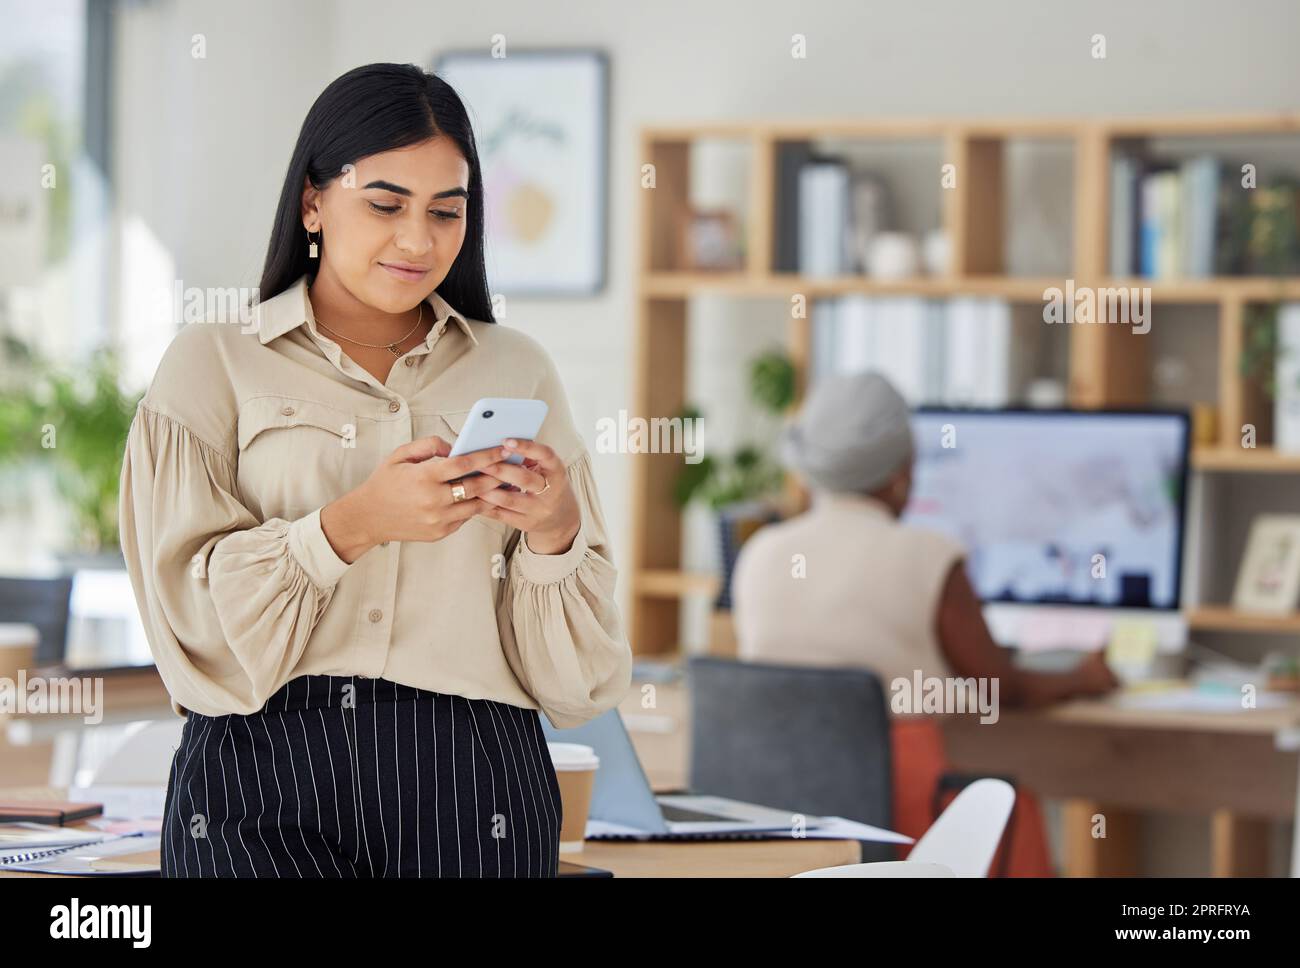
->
[[0, 831, 159, 875]]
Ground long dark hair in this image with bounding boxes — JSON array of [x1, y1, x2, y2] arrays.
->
[[257, 63, 495, 324]]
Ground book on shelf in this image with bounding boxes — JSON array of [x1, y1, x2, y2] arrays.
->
[[1109, 153, 1140, 277], [811, 295, 1015, 407], [797, 156, 851, 276], [773, 141, 816, 272], [1180, 155, 1220, 278], [792, 152, 898, 277], [1114, 152, 1225, 279], [1140, 168, 1182, 279], [946, 297, 1012, 406]]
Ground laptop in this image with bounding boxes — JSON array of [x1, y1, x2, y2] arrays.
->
[[541, 709, 829, 840]]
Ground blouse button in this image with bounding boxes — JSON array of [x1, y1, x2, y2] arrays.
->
[[281, 405, 295, 416], [404, 357, 415, 367], [388, 401, 401, 413], [368, 608, 383, 623]]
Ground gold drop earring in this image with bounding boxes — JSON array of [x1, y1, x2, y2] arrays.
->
[[307, 227, 320, 259]]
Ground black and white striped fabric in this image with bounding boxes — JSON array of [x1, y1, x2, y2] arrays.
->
[[161, 674, 563, 877]]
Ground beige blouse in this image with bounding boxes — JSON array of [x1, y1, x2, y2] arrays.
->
[[118, 274, 632, 727]]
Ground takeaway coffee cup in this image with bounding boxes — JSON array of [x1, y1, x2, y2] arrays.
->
[[547, 742, 599, 852]]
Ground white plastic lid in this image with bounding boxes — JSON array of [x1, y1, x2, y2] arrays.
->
[[547, 742, 600, 771], [0, 623, 39, 648]]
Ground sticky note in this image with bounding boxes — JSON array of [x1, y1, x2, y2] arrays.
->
[[1107, 619, 1159, 666]]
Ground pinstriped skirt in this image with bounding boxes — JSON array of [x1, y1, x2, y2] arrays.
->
[[161, 674, 563, 877]]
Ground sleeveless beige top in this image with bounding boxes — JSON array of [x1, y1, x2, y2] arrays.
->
[[731, 491, 965, 690]]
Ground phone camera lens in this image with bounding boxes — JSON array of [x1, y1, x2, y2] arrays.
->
[[483, 409, 494, 419]]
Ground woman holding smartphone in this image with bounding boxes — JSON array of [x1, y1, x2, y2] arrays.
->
[[118, 63, 632, 878]]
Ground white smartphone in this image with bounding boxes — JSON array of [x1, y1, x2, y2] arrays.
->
[[446, 397, 549, 480]]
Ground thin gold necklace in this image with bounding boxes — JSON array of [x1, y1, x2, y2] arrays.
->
[[315, 303, 424, 357]]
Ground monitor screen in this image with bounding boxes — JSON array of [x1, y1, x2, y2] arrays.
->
[[64, 569, 154, 670], [903, 409, 1190, 611]]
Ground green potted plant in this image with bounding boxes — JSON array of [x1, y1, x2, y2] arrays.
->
[[0, 337, 143, 567], [675, 349, 796, 609], [1232, 177, 1300, 427]]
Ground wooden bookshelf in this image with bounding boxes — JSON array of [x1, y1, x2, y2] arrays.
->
[[1191, 446, 1300, 473], [1186, 606, 1300, 634], [630, 115, 1300, 654]]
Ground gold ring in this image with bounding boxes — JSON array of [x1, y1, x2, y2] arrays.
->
[[450, 481, 467, 503]]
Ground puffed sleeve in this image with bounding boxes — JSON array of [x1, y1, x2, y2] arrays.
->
[[486, 331, 632, 728], [496, 447, 633, 729], [118, 403, 354, 718]]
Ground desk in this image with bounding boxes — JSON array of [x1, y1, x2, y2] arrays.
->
[[1, 672, 861, 876], [0, 787, 859, 879], [616, 669, 1300, 877], [569, 837, 858, 877], [941, 695, 1300, 877]]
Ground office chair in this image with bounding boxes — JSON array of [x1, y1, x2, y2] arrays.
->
[[0, 574, 74, 667], [793, 778, 1015, 877], [907, 777, 1016, 875], [687, 656, 896, 862]]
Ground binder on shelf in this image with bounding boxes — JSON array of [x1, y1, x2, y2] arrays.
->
[[1110, 153, 1140, 277], [773, 141, 815, 273], [797, 157, 851, 277], [810, 295, 1014, 407]]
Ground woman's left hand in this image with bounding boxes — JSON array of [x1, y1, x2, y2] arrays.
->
[[475, 438, 581, 554]]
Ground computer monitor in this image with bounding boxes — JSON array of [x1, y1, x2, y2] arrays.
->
[[62, 569, 155, 672], [903, 408, 1191, 651]]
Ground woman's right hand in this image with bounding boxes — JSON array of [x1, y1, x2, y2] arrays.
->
[[1072, 650, 1122, 697], [321, 435, 507, 562]]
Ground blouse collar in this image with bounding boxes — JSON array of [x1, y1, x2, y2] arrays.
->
[[254, 274, 479, 349]]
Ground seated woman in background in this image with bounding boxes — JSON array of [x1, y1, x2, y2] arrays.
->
[[729, 371, 1119, 875]]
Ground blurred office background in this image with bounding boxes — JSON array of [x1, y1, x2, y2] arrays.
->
[[2, 0, 1299, 875]]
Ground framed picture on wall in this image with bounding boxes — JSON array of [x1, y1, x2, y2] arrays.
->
[[433, 48, 609, 296], [1232, 514, 1300, 614]]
